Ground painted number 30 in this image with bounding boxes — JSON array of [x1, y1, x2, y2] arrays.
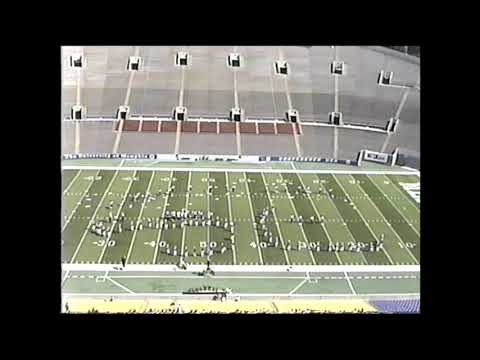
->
[[96, 240, 116, 247]]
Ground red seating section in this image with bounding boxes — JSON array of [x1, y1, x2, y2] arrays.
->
[[258, 123, 275, 134], [160, 121, 178, 133], [199, 122, 218, 133], [141, 121, 160, 132], [239, 123, 256, 134], [114, 120, 301, 136], [122, 120, 140, 132], [219, 122, 236, 133], [181, 121, 198, 133], [276, 123, 294, 134]]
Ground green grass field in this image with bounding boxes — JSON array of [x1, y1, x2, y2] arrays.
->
[[62, 168, 420, 267]]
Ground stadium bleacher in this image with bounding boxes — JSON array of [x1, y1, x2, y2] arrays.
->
[[63, 46, 419, 167], [371, 299, 420, 313], [61, 46, 420, 314]]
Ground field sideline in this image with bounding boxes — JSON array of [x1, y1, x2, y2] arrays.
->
[[62, 270, 420, 297]]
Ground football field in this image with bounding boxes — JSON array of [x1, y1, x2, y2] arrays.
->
[[62, 161, 420, 297]]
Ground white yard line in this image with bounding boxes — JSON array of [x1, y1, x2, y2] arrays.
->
[[243, 172, 264, 265], [61, 270, 70, 287], [125, 171, 156, 263], [106, 277, 135, 294], [180, 171, 192, 258], [332, 175, 395, 265], [62, 170, 100, 232], [206, 172, 211, 252], [97, 170, 137, 263], [260, 172, 290, 265], [293, 172, 344, 265], [343, 271, 357, 295], [63, 165, 419, 176], [152, 171, 174, 263], [70, 163, 124, 263], [225, 173, 238, 265], [288, 278, 308, 295], [63, 169, 82, 196], [276, 174, 316, 265], [367, 176, 420, 238]]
